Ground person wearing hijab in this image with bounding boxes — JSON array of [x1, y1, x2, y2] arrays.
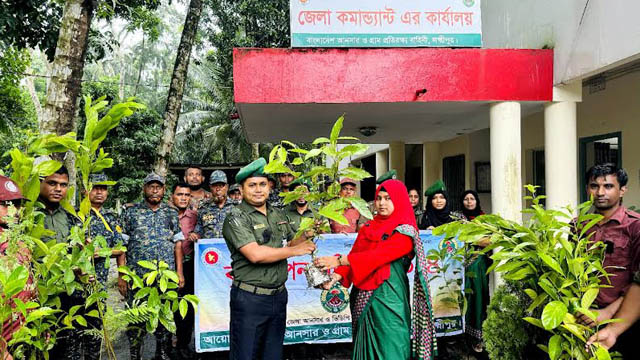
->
[[419, 180, 453, 230], [460, 189, 490, 352], [314, 180, 436, 360]]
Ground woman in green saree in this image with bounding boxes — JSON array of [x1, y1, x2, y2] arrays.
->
[[315, 179, 436, 360]]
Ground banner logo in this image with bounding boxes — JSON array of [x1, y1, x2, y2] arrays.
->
[[320, 285, 349, 313], [202, 248, 219, 266]]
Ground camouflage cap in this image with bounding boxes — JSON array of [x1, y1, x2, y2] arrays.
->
[[0, 175, 24, 201], [235, 158, 267, 183], [376, 169, 397, 184], [228, 183, 241, 192], [143, 173, 165, 185], [290, 178, 312, 190], [89, 173, 110, 185], [209, 170, 228, 185]]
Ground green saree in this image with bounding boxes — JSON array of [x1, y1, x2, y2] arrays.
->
[[352, 258, 412, 360], [465, 253, 490, 341]]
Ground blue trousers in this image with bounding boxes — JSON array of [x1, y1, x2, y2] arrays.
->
[[229, 286, 288, 360]]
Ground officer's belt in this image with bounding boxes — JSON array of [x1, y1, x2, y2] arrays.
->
[[232, 280, 285, 295]]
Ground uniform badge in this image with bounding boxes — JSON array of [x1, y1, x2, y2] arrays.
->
[[320, 283, 349, 313], [253, 223, 266, 230]]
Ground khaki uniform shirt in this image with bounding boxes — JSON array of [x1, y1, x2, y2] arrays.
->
[[285, 203, 313, 233], [222, 201, 294, 288]]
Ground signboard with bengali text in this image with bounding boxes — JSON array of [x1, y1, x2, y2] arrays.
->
[[290, 0, 482, 48], [195, 231, 464, 352]]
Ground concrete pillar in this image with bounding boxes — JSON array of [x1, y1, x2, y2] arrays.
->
[[422, 142, 441, 196], [544, 101, 578, 211], [375, 150, 389, 179], [489, 102, 523, 223], [388, 141, 406, 182]]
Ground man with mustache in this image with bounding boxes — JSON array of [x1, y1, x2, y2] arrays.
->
[[575, 163, 640, 359], [84, 173, 127, 360], [183, 165, 211, 210], [40, 166, 84, 360], [121, 173, 184, 360], [285, 179, 313, 233], [192, 170, 235, 240], [222, 158, 316, 360]]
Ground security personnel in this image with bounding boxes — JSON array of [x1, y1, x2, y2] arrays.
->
[[192, 170, 235, 239], [121, 173, 184, 360], [222, 158, 316, 360], [84, 174, 127, 360], [228, 183, 242, 204], [285, 179, 314, 233], [41, 166, 83, 360]]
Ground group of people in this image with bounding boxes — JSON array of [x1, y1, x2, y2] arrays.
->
[[1, 159, 639, 360]]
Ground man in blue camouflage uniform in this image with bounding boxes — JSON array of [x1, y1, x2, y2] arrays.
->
[[84, 174, 127, 360], [268, 172, 295, 210], [192, 170, 235, 239], [121, 173, 184, 360]]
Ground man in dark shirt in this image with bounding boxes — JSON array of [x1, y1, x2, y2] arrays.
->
[[577, 164, 640, 358]]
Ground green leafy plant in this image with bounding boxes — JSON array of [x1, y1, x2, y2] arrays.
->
[[435, 185, 615, 360], [264, 115, 373, 286], [1, 95, 197, 360], [264, 115, 373, 237], [118, 260, 198, 334]]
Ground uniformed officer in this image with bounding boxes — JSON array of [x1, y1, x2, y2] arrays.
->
[[84, 174, 127, 360], [285, 179, 314, 233], [41, 166, 83, 360], [228, 183, 242, 204], [222, 158, 316, 360], [192, 170, 235, 240], [121, 173, 184, 360]]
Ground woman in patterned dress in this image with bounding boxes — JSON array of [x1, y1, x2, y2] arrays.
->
[[315, 179, 436, 360]]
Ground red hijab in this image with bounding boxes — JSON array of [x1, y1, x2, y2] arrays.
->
[[361, 179, 418, 241]]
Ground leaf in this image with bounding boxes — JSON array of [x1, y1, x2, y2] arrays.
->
[[179, 299, 188, 319], [312, 137, 330, 145], [548, 335, 562, 360], [339, 167, 371, 181], [522, 317, 544, 329], [304, 148, 323, 160], [330, 116, 344, 143], [319, 207, 348, 225], [539, 253, 564, 274], [348, 197, 373, 220], [524, 289, 537, 300], [581, 288, 599, 309], [339, 144, 368, 158], [594, 345, 611, 360], [541, 301, 568, 330], [160, 276, 168, 293], [34, 160, 62, 177], [138, 260, 157, 270]]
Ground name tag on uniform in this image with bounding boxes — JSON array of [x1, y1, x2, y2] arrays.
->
[[253, 223, 266, 230], [277, 221, 288, 225]]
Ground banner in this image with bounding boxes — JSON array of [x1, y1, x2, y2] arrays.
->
[[290, 0, 482, 48], [195, 231, 464, 352]]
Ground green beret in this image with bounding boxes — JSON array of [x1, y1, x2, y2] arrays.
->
[[376, 169, 397, 184], [236, 158, 267, 183], [290, 178, 311, 190], [425, 180, 446, 197]]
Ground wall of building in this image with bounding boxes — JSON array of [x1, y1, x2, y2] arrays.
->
[[520, 69, 640, 207], [483, 0, 640, 84]]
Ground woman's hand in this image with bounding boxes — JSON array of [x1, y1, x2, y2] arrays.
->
[[314, 255, 341, 271], [320, 273, 343, 290]]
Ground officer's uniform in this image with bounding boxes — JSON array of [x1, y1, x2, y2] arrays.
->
[[194, 170, 236, 239], [120, 173, 184, 360], [41, 176, 84, 360], [84, 174, 125, 360], [222, 158, 296, 360], [286, 202, 313, 233]]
